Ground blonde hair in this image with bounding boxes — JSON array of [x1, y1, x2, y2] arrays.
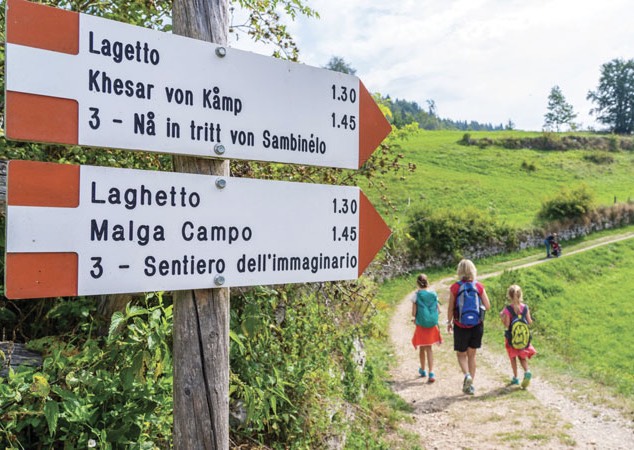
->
[[507, 284, 523, 306], [457, 259, 477, 281], [416, 273, 429, 288]]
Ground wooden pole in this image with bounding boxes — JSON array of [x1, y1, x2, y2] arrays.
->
[[171, 1, 230, 448]]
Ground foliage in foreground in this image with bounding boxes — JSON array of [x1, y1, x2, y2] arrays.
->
[[0, 280, 408, 449], [0, 294, 173, 449], [228, 282, 407, 448]]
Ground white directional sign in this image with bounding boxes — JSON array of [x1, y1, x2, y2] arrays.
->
[[5, 160, 391, 299], [4, 0, 391, 169]]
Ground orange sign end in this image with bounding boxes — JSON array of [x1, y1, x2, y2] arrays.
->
[[358, 191, 391, 276], [5, 92, 79, 146], [5, 253, 78, 299], [6, 0, 79, 54], [358, 82, 392, 168], [8, 160, 80, 207]]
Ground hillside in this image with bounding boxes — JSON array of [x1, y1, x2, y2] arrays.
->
[[370, 130, 634, 227], [383, 232, 634, 449]]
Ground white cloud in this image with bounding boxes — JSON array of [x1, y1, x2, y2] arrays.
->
[[231, 0, 634, 130]]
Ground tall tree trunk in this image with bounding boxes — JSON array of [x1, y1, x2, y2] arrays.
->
[[172, 1, 230, 448]]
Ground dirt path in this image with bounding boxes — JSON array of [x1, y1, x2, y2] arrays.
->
[[388, 232, 634, 449]]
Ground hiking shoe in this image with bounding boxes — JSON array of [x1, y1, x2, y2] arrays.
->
[[521, 371, 532, 389], [466, 385, 475, 395], [510, 377, 520, 386], [428, 372, 435, 383], [462, 374, 473, 394], [418, 368, 427, 378]]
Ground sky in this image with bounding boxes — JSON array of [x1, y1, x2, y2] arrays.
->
[[230, 0, 633, 131]]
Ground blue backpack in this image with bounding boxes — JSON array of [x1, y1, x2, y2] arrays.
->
[[415, 291, 439, 328], [456, 281, 483, 326]]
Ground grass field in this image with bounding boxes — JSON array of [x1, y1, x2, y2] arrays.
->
[[373, 235, 634, 404], [484, 237, 634, 396], [368, 130, 634, 227]]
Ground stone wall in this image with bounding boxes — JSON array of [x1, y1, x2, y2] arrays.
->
[[370, 203, 634, 280]]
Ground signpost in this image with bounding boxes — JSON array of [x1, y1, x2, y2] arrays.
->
[[5, 0, 391, 170], [5, 160, 391, 299], [4, 1, 393, 447]]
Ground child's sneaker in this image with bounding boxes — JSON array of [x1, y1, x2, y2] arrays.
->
[[462, 373, 473, 394], [466, 385, 475, 395], [521, 371, 532, 388], [418, 368, 427, 378], [428, 372, 435, 383], [510, 377, 520, 386]]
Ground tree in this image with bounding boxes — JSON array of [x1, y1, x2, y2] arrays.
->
[[543, 85, 577, 131], [323, 56, 357, 75], [587, 58, 634, 134]]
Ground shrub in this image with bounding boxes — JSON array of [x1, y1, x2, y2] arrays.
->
[[583, 152, 615, 164], [407, 206, 518, 263], [521, 160, 538, 172], [229, 283, 377, 448], [537, 185, 596, 222]]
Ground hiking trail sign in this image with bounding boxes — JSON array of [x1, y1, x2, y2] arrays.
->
[[4, 0, 391, 169], [4, 160, 391, 299]]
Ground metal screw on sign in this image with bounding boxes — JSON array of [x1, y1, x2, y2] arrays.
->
[[215, 47, 227, 58], [214, 144, 226, 155], [214, 275, 225, 286], [215, 178, 227, 189]]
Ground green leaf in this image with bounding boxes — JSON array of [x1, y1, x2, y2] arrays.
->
[[229, 330, 246, 352], [44, 400, 59, 437], [30, 374, 50, 398], [108, 311, 125, 338]]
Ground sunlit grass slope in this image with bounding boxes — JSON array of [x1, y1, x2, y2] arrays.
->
[[485, 238, 634, 396], [370, 130, 634, 227]]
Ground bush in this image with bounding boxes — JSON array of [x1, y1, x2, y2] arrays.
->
[[521, 160, 538, 172], [583, 152, 615, 164], [407, 206, 518, 263], [229, 283, 377, 448], [537, 185, 596, 222]]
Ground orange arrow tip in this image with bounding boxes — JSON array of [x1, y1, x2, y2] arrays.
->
[[359, 81, 392, 168], [358, 191, 391, 276]]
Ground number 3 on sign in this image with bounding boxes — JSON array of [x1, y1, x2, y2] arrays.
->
[[89, 107, 101, 130], [90, 257, 104, 279], [332, 226, 357, 241]]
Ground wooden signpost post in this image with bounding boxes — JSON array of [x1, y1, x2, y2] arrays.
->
[[3, 0, 392, 447]]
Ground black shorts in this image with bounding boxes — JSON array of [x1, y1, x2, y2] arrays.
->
[[453, 323, 484, 352]]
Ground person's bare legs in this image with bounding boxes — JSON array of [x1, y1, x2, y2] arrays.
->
[[467, 347, 477, 379], [457, 351, 469, 375], [458, 348, 477, 394], [419, 347, 426, 372], [511, 357, 518, 378], [425, 346, 434, 374]]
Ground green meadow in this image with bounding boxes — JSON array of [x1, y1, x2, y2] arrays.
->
[[371, 129, 634, 403], [484, 238, 634, 396], [370, 130, 634, 226]]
